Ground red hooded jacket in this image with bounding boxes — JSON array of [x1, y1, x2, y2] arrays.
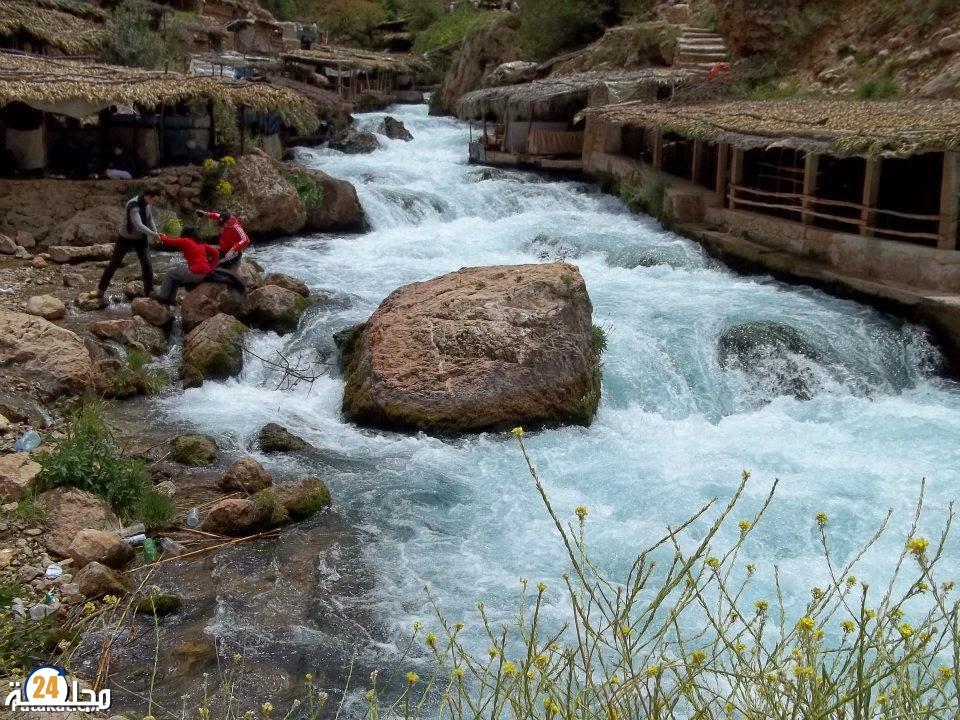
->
[[202, 212, 251, 255], [158, 234, 219, 274]]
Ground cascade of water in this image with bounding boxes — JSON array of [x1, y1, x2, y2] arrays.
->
[[161, 104, 960, 675]]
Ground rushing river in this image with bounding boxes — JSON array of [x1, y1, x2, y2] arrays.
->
[[155, 103, 960, 708]]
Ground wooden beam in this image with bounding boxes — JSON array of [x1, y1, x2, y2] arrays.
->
[[715, 142, 729, 204], [652, 129, 664, 170], [691, 139, 704, 184], [729, 147, 744, 209], [801, 152, 819, 225], [860, 157, 881, 236], [939, 151, 960, 250]]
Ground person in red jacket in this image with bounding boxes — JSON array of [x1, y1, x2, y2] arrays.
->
[[152, 227, 220, 304], [195, 209, 250, 268]]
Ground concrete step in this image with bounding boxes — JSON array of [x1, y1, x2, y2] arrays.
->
[[676, 61, 725, 71], [678, 39, 727, 48], [677, 46, 729, 56]]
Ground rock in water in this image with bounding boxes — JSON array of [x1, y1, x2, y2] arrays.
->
[[342, 263, 602, 433], [25, 295, 66, 320], [131, 297, 173, 328], [181, 313, 247, 388], [263, 273, 310, 297], [170, 434, 219, 466], [225, 153, 306, 235], [381, 116, 413, 141], [67, 529, 134, 569], [0, 311, 96, 398], [181, 283, 248, 333], [74, 561, 131, 598], [258, 423, 311, 453], [243, 285, 309, 335], [89, 317, 167, 354], [199, 498, 264, 535], [220, 456, 273, 493], [329, 127, 380, 154], [717, 321, 823, 402]]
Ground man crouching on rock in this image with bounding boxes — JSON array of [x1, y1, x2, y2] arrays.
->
[[94, 191, 159, 298], [151, 226, 220, 305], [195, 208, 250, 268]]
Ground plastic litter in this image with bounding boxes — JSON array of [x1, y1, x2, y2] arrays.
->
[[13, 430, 41, 453], [142, 538, 159, 562], [124, 533, 147, 545], [185, 507, 200, 528], [118, 523, 146, 538], [43, 564, 63, 581]]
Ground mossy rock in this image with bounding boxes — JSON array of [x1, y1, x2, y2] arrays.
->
[[170, 434, 219, 466], [280, 477, 331, 520], [258, 423, 311, 453], [136, 592, 182, 616], [333, 322, 365, 374]]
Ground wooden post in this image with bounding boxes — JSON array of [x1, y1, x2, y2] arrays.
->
[[939, 151, 960, 250], [239, 105, 246, 155], [715, 142, 729, 205], [691, 139, 703, 184], [208, 99, 215, 153], [861, 157, 881, 236], [801, 152, 819, 225], [652, 128, 664, 170], [730, 147, 744, 209]]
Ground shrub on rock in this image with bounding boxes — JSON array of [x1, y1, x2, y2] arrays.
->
[[278, 476, 331, 519], [341, 263, 602, 433]]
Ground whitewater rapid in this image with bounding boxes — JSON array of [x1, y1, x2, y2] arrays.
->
[[160, 104, 960, 669]]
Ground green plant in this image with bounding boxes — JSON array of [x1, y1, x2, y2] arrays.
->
[[857, 73, 899, 100], [137, 489, 176, 531], [412, 6, 492, 54], [14, 493, 48, 526], [252, 487, 289, 526], [112, 348, 168, 397], [619, 177, 666, 219], [591, 324, 608, 357], [101, 0, 185, 69], [518, 0, 607, 60], [403, 0, 444, 31], [286, 171, 324, 213], [160, 215, 183, 237], [35, 403, 150, 520]]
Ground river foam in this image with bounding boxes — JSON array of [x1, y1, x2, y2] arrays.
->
[[161, 103, 960, 673]]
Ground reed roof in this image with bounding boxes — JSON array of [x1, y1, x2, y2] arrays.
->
[[456, 69, 695, 121], [583, 99, 960, 157], [0, 53, 319, 133], [281, 46, 428, 74], [0, 0, 107, 55]]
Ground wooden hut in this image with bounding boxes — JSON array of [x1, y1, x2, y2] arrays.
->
[[456, 69, 694, 171], [226, 16, 283, 55], [0, 53, 318, 177], [0, 0, 107, 56]]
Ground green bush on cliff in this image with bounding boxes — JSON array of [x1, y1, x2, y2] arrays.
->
[[412, 5, 491, 54], [35, 403, 150, 519], [111, 349, 168, 397], [101, 0, 187, 69], [518, 0, 607, 60], [286, 171, 324, 214]]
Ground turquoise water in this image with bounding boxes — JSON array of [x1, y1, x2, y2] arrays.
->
[[161, 104, 960, 673]]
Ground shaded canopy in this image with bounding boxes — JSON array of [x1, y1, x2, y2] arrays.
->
[[0, 53, 319, 133], [582, 99, 960, 158], [457, 69, 696, 122], [281, 46, 429, 75], [0, 0, 107, 55]]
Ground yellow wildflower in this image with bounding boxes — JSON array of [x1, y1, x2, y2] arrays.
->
[[82, 602, 96, 614], [738, 520, 751, 534], [217, 179, 233, 196], [537, 582, 547, 593], [811, 587, 824, 600], [406, 671, 420, 684], [865, 609, 876, 620], [425, 632, 437, 648], [535, 653, 549, 668], [543, 698, 561, 716], [792, 665, 814, 678], [488, 647, 500, 658], [724, 701, 735, 715], [898, 623, 914, 638], [938, 666, 954, 681], [412, 620, 422, 631], [754, 599, 768, 614], [878, 695, 888, 705], [511, 426, 524, 437], [816, 512, 829, 526], [846, 575, 857, 586], [203, 158, 218, 172], [364, 690, 376, 702], [610, 673, 620, 685], [503, 661, 517, 676], [646, 664, 662, 678], [797, 616, 816, 633], [575, 505, 589, 522], [907, 536, 929, 557], [454, 667, 464, 678], [220, 155, 237, 166], [261, 702, 273, 717], [746, 563, 756, 574], [706, 556, 720, 570], [691, 650, 707, 665], [841, 620, 855, 633]]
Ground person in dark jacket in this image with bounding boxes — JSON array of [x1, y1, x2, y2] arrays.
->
[[152, 226, 221, 304], [95, 191, 158, 298]]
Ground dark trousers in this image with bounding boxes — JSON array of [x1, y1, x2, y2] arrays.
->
[[218, 251, 242, 269], [98, 237, 153, 294], [156, 265, 207, 304]]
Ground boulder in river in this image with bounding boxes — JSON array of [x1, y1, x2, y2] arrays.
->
[[243, 285, 309, 335], [381, 116, 413, 141], [181, 283, 249, 334], [67, 529, 134, 569], [342, 263, 602, 433], [277, 476, 331, 520], [75, 561, 131, 598], [40, 487, 120, 558], [89, 316, 168, 355], [263, 273, 310, 297], [286, 165, 366, 233], [199, 498, 265, 535], [717, 321, 824, 401], [181, 313, 247, 388], [132, 297, 173, 328], [220, 456, 273, 494], [171, 434, 219, 466], [258, 423, 311, 453], [224, 153, 307, 236], [25, 294, 66, 321], [329, 127, 380, 154]]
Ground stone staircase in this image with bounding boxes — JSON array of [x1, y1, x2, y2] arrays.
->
[[674, 26, 730, 74]]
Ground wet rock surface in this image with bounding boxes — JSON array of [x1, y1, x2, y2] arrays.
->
[[181, 313, 247, 388]]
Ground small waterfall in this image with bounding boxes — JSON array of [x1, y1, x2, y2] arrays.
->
[[157, 104, 960, 696]]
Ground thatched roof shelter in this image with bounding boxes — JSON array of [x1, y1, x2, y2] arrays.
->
[[0, 0, 107, 55], [281, 46, 428, 75], [0, 53, 319, 133], [456, 69, 696, 122], [582, 99, 960, 158]]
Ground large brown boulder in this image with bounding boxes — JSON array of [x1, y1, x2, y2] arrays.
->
[[48, 244, 115, 264], [199, 498, 265, 536], [342, 263, 601, 433], [40, 487, 121, 558], [0, 311, 97, 398], [25, 295, 66, 321], [439, 14, 522, 112], [181, 313, 247, 388], [227, 153, 306, 236], [220, 455, 273, 493], [263, 273, 309, 297], [243, 285, 309, 335], [181, 283, 249, 333], [131, 297, 174, 328], [74, 561, 131, 598], [0, 453, 41, 502], [67, 529, 134, 569], [89, 316, 168, 354], [287, 166, 365, 233]]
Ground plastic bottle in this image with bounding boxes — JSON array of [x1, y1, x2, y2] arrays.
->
[[185, 507, 200, 528], [159, 537, 184, 556], [13, 430, 41, 453], [124, 533, 147, 545], [142, 538, 159, 562], [118, 523, 146, 538]]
